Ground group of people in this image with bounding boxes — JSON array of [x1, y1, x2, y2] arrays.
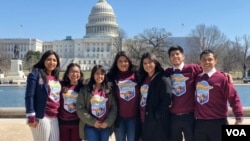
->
[[25, 45, 244, 141]]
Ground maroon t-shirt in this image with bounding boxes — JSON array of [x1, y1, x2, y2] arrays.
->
[[90, 89, 109, 122], [195, 71, 244, 119], [165, 64, 202, 114], [59, 85, 79, 121], [116, 71, 140, 119], [45, 75, 61, 118]]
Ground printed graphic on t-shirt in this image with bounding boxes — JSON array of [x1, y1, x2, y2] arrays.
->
[[117, 80, 137, 101], [140, 84, 149, 107], [63, 90, 78, 113], [196, 80, 213, 104], [90, 95, 108, 118], [171, 74, 188, 96], [48, 80, 61, 102]]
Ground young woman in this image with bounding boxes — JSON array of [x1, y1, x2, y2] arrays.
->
[[107, 51, 140, 141], [25, 50, 61, 141], [58, 63, 84, 141], [138, 52, 172, 141], [76, 65, 117, 141]]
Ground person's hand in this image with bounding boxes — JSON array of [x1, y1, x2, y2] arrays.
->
[[225, 73, 233, 83], [93, 121, 102, 128], [28, 122, 38, 128], [235, 120, 243, 125], [100, 122, 108, 128], [27, 116, 38, 128]]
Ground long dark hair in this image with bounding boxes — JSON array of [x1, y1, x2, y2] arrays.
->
[[61, 63, 84, 93], [87, 65, 111, 93], [138, 52, 163, 83], [107, 51, 137, 80], [33, 50, 60, 83]]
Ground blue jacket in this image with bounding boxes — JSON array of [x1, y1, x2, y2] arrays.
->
[[25, 70, 49, 118]]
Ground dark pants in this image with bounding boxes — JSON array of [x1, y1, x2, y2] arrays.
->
[[194, 118, 228, 141], [170, 113, 195, 141], [59, 124, 81, 141]]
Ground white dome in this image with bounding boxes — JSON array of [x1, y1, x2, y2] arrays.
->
[[85, 0, 119, 38]]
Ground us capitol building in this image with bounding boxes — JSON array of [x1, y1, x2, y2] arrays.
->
[[0, 0, 119, 71]]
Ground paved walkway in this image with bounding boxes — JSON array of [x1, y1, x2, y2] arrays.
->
[[0, 117, 249, 141]]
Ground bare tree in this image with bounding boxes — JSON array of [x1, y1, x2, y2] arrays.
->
[[0, 48, 11, 73], [124, 37, 146, 66], [188, 24, 228, 69], [242, 34, 250, 77], [189, 24, 227, 51], [137, 27, 172, 67], [0, 58, 11, 74], [222, 39, 244, 72], [112, 28, 127, 53], [183, 37, 203, 64]]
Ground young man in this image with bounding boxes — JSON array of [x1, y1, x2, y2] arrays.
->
[[165, 45, 203, 141], [194, 49, 243, 141]]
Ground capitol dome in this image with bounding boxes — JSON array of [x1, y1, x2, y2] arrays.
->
[[85, 0, 119, 38]]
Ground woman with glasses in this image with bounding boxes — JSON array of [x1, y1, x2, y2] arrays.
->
[[58, 63, 84, 141]]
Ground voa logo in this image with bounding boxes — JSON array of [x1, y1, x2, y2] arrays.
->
[[226, 129, 246, 136]]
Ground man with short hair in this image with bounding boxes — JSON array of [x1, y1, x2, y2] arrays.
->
[[165, 45, 202, 141], [194, 49, 243, 141]]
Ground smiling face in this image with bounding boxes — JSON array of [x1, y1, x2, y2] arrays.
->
[[169, 50, 185, 67], [44, 54, 58, 74], [117, 56, 129, 72], [94, 68, 105, 86], [67, 66, 81, 85], [143, 58, 156, 77], [200, 52, 217, 73]]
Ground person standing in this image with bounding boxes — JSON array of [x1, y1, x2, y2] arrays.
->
[[58, 63, 84, 141], [76, 65, 117, 141], [138, 52, 172, 141], [165, 45, 203, 141], [194, 49, 244, 141], [25, 50, 61, 141], [107, 51, 140, 141]]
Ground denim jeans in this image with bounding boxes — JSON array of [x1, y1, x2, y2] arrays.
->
[[84, 124, 111, 141], [114, 118, 137, 141]]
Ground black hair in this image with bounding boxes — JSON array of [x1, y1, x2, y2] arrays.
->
[[107, 51, 137, 80], [200, 49, 216, 59], [168, 45, 184, 56], [33, 50, 60, 83], [87, 65, 111, 92], [61, 63, 84, 93], [138, 52, 163, 83]]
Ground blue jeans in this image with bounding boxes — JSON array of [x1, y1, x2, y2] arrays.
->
[[114, 118, 136, 141], [84, 125, 111, 141]]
